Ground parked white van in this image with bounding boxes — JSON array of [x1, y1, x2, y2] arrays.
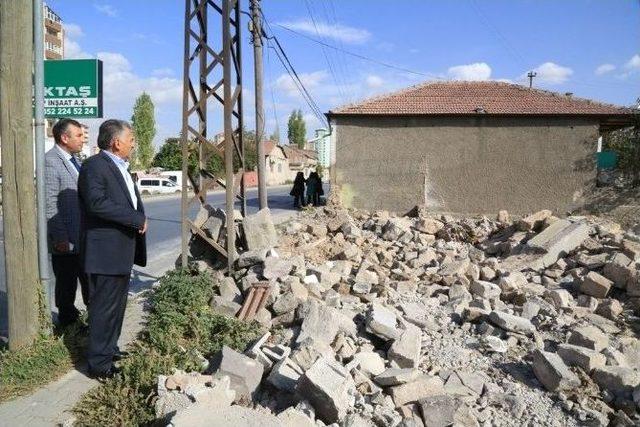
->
[[137, 177, 181, 195]]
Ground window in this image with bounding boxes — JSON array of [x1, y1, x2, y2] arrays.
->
[[140, 180, 152, 186], [162, 181, 175, 187]]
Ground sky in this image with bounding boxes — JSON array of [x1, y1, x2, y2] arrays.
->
[[47, 0, 640, 148]]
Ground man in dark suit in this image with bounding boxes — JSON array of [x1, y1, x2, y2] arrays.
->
[[45, 118, 89, 327], [78, 119, 147, 379]]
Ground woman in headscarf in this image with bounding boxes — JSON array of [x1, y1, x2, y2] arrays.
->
[[306, 171, 322, 207], [290, 171, 306, 208]]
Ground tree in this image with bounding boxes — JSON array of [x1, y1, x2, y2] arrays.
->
[[152, 137, 225, 178], [131, 92, 156, 170], [287, 109, 306, 149], [605, 108, 640, 186]]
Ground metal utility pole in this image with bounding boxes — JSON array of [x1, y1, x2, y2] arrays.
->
[[251, 0, 267, 209], [527, 71, 537, 88], [180, 0, 245, 271], [1, 0, 41, 349]]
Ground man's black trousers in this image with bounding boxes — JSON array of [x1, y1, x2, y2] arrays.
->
[[51, 254, 89, 325], [87, 274, 129, 374]]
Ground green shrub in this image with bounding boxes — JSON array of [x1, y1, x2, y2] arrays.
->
[[72, 268, 262, 426]]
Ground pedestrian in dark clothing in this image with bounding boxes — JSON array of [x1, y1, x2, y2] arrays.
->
[[290, 172, 306, 208], [306, 171, 322, 206]]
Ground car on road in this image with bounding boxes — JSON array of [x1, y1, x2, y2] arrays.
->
[[137, 177, 181, 195]]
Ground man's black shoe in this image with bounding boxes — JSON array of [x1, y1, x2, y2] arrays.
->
[[88, 365, 121, 381], [112, 350, 130, 362]]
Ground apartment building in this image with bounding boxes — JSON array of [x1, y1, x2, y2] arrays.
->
[[44, 2, 64, 60]]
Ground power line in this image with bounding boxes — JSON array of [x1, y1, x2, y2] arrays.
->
[[272, 22, 437, 79]]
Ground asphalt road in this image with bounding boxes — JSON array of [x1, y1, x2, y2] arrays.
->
[[0, 185, 298, 340]]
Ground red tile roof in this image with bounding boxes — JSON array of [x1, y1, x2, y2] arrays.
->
[[328, 81, 633, 116]]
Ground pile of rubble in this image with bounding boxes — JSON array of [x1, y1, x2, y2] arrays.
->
[[163, 204, 640, 426]]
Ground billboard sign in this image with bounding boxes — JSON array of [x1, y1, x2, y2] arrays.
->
[[44, 59, 103, 118]]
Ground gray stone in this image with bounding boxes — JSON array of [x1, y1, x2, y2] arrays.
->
[[580, 271, 613, 299], [242, 208, 278, 250], [296, 357, 356, 424], [155, 392, 193, 419], [531, 349, 580, 392], [352, 351, 386, 377], [497, 272, 527, 294], [546, 289, 574, 309], [517, 210, 552, 231], [296, 300, 340, 348], [266, 357, 303, 393], [272, 292, 300, 315], [592, 366, 640, 398], [352, 282, 372, 295], [439, 258, 471, 277], [388, 325, 421, 368], [237, 249, 267, 268], [525, 220, 590, 269], [470, 280, 501, 299], [419, 395, 457, 427], [488, 311, 536, 335], [595, 299, 623, 320], [210, 296, 241, 317], [171, 406, 281, 427], [413, 218, 444, 234], [366, 303, 399, 341], [262, 257, 293, 280], [209, 346, 264, 401], [620, 339, 640, 370], [277, 407, 316, 427], [557, 343, 606, 372], [568, 326, 609, 352], [521, 301, 541, 320], [389, 375, 445, 407], [373, 368, 421, 387], [218, 277, 242, 304]]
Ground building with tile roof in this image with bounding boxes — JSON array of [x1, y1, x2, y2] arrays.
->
[[326, 81, 636, 214]]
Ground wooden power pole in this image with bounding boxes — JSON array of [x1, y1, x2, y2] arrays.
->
[[1, 0, 41, 349], [251, 0, 268, 209]]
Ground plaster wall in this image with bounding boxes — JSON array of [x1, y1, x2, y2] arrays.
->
[[332, 116, 598, 215]]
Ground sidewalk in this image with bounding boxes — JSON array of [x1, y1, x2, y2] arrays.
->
[[0, 209, 299, 426]]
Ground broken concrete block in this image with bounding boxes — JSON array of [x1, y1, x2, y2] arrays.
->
[[277, 407, 316, 427], [557, 343, 606, 372], [525, 220, 590, 269], [296, 357, 356, 424], [210, 296, 241, 318], [580, 272, 613, 299], [413, 218, 444, 235], [497, 272, 527, 294], [419, 395, 459, 427], [266, 357, 303, 393], [470, 280, 501, 299], [155, 392, 193, 419], [237, 249, 267, 268], [365, 303, 399, 341], [209, 346, 264, 401], [352, 351, 386, 377], [439, 258, 471, 277], [296, 300, 340, 349], [218, 277, 242, 304], [171, 406, 281, 427], [517, 210, 552, 231], [568, 326, 609, 352], [488, 311, 536, 335], [389, 375, 445, 407], [188, 375, 236, 406], [531, 349, 580, 392], [272, 292, 300, 315], [373, 368, 421, 387], [596, 299, 623, 320], [262, 257, 293, 280], [546, 289, 574, 309], [603, 253, 634, 289], [242, 208, 278, 251], [592, 366, 640, 399], [388, 325, 421, 368]]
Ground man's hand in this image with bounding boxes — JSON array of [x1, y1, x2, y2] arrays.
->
[[54, 241, 71, 253], [139, 219, 148, 234]]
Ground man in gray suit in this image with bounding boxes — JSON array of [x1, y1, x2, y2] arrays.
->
[[45, 118, 89, 326]]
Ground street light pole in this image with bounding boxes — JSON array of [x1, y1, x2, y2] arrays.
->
[[251, 0, 268, 209]]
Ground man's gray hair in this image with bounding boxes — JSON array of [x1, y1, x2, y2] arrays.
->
[[97, 119, 131, 150]]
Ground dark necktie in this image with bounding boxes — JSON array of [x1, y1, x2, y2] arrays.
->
[[70, 156, 81, 172]]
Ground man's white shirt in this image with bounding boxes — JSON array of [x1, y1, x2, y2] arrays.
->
[[103, 150, 138, 210], [55, 144, 79, 177]]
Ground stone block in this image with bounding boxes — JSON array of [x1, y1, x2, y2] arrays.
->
[[296, 357, 356, 424], [296, 300, 340, 348], [262, 257, 293, 280], [419, 395, 458, 427], [210, 296, 241, 318], [580, 272, 612, 299], [389, 375, 445, 407], [568, 326, 609, 352], [171, 406, 281, 427], [266, 357, 303, 393], [470, 280, 501, 299], [365, 303, 399, 341], [488, 311, 536, 335], [546, 289, 574, 309], [413, 218, 444, 235], [373, 368, 421, 387], [218, 277, 242, 304], [237, 249, 268, 268], [243, 208, 278, 250], [531, 349, 580, 392], [596, 299, 623, 320], [603, 254, 633, 288], [352, 351, 386, 377], [272, 292, 300, 315], [557, 343, 606, 372], [592, 366, 640, 399], [388, 325, 422, 368], [525, 220, 590, 269], [209, 346, 264, 401], [517, 210, 552, 231]]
